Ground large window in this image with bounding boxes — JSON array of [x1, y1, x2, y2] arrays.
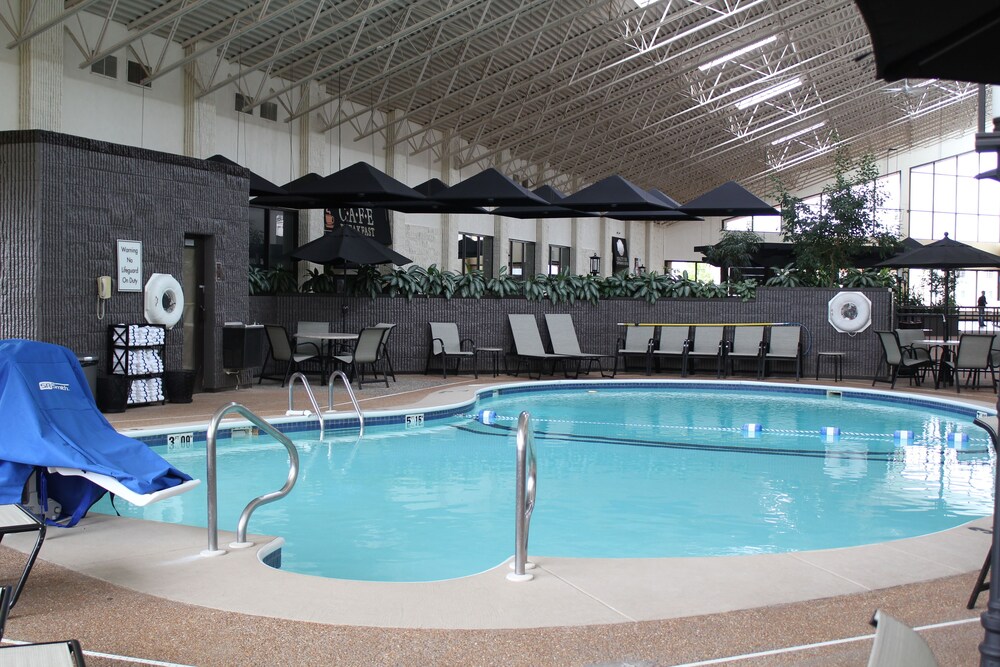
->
[[665, 260, 720, 282], [909, 152, 1000, 242], [249, 207, 298, 270], [459, 233, 494, 277], [509, 239, 536, 278], [724, 215, 781, 233], [548, 245, 571, 275]]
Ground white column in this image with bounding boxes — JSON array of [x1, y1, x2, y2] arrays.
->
[[385, 110, 409, 261], [18, 0, 62, 131], [182, 44, 215, 158]]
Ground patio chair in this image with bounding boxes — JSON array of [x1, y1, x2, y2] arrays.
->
[[0, 586, 87, 666], [259, 324, 322, 387], [650, 326, 691, 375], [331, 326, 390, 389], [873, 330, 936, 389], [685, 326, 726, 378], [374, 322, 397, 382], [895, 327, 934, 373], [761, 325, 802, 380], [614, 326, 655, 376], [867, 609, 938, 667], [942, 333, 995, 392], [507, 314, 569, 379], [296, 321, 329, 355], [543, 313, 614, 377], [426, 322, 478, 378], [726, 326, 765, 378]]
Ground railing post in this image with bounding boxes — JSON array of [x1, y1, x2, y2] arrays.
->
[[507, 411, 537, 582]]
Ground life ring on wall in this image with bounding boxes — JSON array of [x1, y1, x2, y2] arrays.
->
[[828, 291, 872, 334], [144, 273, 185, 329]]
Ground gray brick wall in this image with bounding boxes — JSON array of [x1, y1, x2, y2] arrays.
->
[[0, 131, 248, 390], [249, 287, 893, 381]]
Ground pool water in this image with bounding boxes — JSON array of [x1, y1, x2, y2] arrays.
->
[[94, 385, 995, 582]]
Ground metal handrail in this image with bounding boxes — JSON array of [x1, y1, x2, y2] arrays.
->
[[287, 372, 324, 440], [202, 402, 300, 555], [325, 370, 365, 438], [507, 411, 537, 582]]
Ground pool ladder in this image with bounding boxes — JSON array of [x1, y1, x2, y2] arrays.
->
[[507, 411, 537, 582], [286, 371, 366, 440], [202, 402, 300, 556]]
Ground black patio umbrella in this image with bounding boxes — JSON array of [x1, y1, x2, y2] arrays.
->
[[976, 168, 1000, 181], [249, 173, 324, 209], [298, 161, 426, 206], [875, 233, 1000, 339], [559, 174, 671, 212], [608, 188, 703, 222], [680, 181, 780, 217], [434, 168, 549, 207], [852, 1, 1000, 85], [206, 154, 287, 196], [383, 178, 491, 214], [288, 224, 412, 267], [492, 184, 598, 219]]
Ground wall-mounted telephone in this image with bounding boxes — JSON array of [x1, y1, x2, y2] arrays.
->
[[97, 276, 112, 300], [97, 276, 111, 320]]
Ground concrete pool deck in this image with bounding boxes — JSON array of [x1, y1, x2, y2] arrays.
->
[[0, 372, 995, 665]]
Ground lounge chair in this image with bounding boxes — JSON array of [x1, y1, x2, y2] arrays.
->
[[685, 326, 726, 378], [426, 322, 478, 378], [873, 330, 936, 389], [259, 324, 323, 387], [331, 326, 389, 389], [942, 333, 995, 392], [726, 326, 765, 378], [867, 609, 938, 667], [543, 314, 613, 377], [507, 314, 569, 379], [651, 326, 691, 375], [614, 325, 655, 375], [0, 586, 87, 666], [761, 325, 802, 380]]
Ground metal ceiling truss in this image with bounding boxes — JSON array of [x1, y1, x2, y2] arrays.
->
[[0, 0, 985, 202]]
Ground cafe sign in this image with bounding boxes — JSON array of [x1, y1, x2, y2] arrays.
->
[[324, 207, 392, 245]]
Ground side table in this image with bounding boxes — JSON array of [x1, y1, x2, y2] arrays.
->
[[477, 347, 506, 377], [816, 351, 845, 381]]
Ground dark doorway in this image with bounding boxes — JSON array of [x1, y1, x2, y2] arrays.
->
[[183, 236, 207, 391]]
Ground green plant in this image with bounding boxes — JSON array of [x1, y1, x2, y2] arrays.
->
[[702, 230, 762, 281], [600, 270, 633, 298], [384, 265, 424, 300], [574, 274, 602, 305], [774, 145, 899, 286], [420, 264, 458, 298], [351, 265, 385, 298], [665, 270, 701, 298], [725, 279, 757, 301], [486, 266, 521, 297], [523, 273, 549, 302], [265, 266, 298, 294], [248, 266, 269, 295], [455, 269, 486, 298], [840, 267, 897, 289], [301, 267, 337, 294], [630, 271, 671, 304]]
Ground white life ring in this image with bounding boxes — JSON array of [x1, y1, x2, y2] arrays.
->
[[828, 291, 872, 334], [144, 273, 185, 329]]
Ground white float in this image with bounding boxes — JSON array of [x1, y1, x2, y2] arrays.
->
[[144, 273, 185, 329]]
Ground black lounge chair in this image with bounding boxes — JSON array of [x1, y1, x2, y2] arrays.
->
[[507, 314, 569, 379], [426, 322, 478, 378], [543, 313, 614, 377]]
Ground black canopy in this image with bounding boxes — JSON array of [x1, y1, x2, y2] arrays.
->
[[852, 1, 1000, 85], [434, 168, 549, 207], [608, 188, 702, 221], [249, 173, 324, 209], [288, 224, 412, 267], [206, 154, 286, 196], [298, 161, 425, 206], [492, 184, 597, 219], [559, 174, 671, 212], [384, 178, 490, 214], [680, 181, 780, 217]]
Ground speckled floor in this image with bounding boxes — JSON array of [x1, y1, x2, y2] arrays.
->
[[0, 371, 996, 666]]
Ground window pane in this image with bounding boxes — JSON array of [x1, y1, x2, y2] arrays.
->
[[910, 172, 934, 211], [912, 162, 933, 174], [935, 156, 957, 175], [934, 174, 956, 213], [956, 177, 979, 214], [980, 214, 1000, 243], [754, 216, 781, 232], [956, 152, 980, 177], [933, 212, 955, 239], [955, 213, 979, 241], [725, 217, 751, 231], [981, 180, 1000, 216], [909, 210, 933, 239]]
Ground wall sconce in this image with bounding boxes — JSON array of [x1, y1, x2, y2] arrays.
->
[[589, 253, 601, 276]]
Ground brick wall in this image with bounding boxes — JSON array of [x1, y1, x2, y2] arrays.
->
[[249, 287, 892, 381]]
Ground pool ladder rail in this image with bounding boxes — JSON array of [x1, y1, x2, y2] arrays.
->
[[286, 371, 366, 440], [507, 411, 537, 582], [202, 402, 300, 556]]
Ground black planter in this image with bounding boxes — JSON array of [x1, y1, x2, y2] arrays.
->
[[163, 370, 196, 404], [96, 375, 129, 413]]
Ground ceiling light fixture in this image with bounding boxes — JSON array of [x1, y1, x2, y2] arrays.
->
[[698, 36, 778, 72], [734, 77, 802, 110], [771, 121, 827, 145]]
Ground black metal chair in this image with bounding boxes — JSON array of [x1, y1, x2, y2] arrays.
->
[[426, 322, 478, 378], [873, 330, 936, 389], [258, 324, 322, 387], [332, 326, 390, 389]]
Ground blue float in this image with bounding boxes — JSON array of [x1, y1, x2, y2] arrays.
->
[[477, 409, 497, 425], [820, 426, 840, 440]]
